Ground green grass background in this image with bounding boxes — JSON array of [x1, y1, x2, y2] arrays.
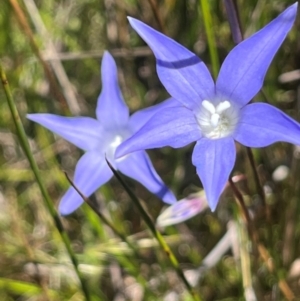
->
[[0, 0, 300, 300]]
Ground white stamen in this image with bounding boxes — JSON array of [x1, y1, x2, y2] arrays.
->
[[216, 101, 231, 113], [105, 135, 124, 166], [211, 113, 220, 127], [202, 100, 216, 114], [196, 99, 239, 139]]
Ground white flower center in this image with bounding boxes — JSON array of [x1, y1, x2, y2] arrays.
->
[[106, 135, 124, 165], [196, 100, 239, 139]]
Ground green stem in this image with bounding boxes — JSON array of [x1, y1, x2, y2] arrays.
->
[[199, 0, 220, 79], [64, 172, 140, 257], [246, 148, 265, 204], [65, 172, 159, 297], [107, 160, 203, 301], [0, 65, 91, 301], [245, 147, 271, 224]]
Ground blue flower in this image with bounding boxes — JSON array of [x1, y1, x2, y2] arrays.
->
[[116, 3, 298, 211], [27, 51, 176, 215]]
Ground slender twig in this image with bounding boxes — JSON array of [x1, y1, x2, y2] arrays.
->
[[237, 217, 258, 301], [229, 178, 252, 227], [106, 159, 203, 301], [223, 0, 243, 44], [283, 146, 300, 266], [186, 222, 237, 286], [0, 65, 91, 301], [229, 178, 295, 301], [147, 0, 166, 34], [245, 147, 270, 222], [9, 0, 69, 114], [244, 150, 258, 192], [38, 47, 152, 62], [22, 0, 81, 115]]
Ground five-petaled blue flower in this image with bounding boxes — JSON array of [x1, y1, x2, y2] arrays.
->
[[116, 3, 299, 211], [27, 51, 176, 215]]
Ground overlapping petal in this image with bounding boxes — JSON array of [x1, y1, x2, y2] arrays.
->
[[116, 106, 202, 158], [129, 98, 181, 132], [192, 138, 236, 211], [117, 151, 176, 204], [59, 151, 113, 215], [96, 51, 129, 129], [27, 114, 103, 151], [216, 3, 298, 107], [234, 103, 300, 147], [128, 17, 214, 111]]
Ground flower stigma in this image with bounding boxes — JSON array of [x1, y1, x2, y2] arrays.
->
[[196, 100, 239, 139]]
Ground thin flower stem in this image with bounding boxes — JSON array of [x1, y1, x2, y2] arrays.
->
[[64, 172, 140, 257], [246, 147, 270, 221], [223, 0, 270, 221], [106, 159, 203, 301], [229, 178, 252, 229], [229, 178, 295, 301], [223, 0, 243, 44], [64, 173, 157, 296], [199, 0, 220, 79], [246, 148, 265, 203], [0, 65, 91, 301]]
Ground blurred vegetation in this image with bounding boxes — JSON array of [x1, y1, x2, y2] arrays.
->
[[0, 0, 300, 300]]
